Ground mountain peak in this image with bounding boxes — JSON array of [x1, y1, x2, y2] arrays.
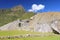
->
[[11, 5, 24, 12]]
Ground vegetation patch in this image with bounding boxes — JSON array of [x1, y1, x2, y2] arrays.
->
[[0, 35, 60, 40]]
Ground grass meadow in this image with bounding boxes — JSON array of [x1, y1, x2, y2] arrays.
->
[[0, 30, 60, 40]]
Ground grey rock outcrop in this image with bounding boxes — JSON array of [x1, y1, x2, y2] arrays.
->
[[29, 12, 60, 33], [0, 19, 30, 31], [0, 19, 20, 30]]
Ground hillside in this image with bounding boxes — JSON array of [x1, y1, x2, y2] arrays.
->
[[0, 12, 60, 40], [0, 5, 34, 26], [20, 12, 34, 20]]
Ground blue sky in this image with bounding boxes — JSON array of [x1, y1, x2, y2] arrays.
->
[[0, 0, 60, 12]]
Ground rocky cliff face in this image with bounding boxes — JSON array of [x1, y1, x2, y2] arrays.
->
[[29, 12, 60, 33]]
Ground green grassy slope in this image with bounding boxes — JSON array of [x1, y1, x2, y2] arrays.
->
[[0, 30, 41, 36], [20, 12, 34, 20], [0, 30, 59, 40]]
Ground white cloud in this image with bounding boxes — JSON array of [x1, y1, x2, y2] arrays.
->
[[28, 4, 45, 12], [28, 9, 33, 12]]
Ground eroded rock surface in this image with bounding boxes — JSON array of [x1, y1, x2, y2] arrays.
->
[[29, 12, 60, 33]]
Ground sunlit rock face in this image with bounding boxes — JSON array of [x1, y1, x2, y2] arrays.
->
[[51, 20, 60, 33], [29, 12, 60, 33], [0, 19, 30, 31], [34, 23, 52, 32], [0, 19, 20, 30]]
